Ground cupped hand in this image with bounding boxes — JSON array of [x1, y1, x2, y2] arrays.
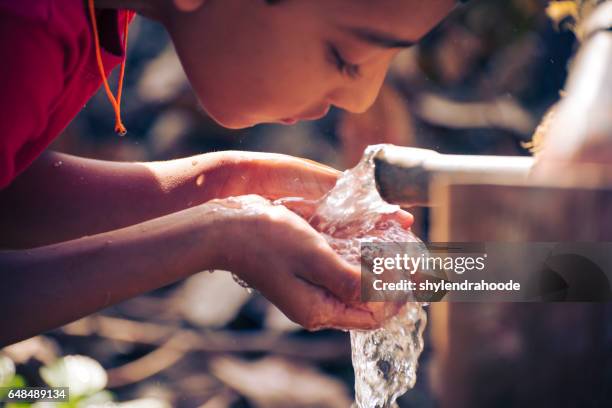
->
[[213, 195, 385, 331], [215, 151, 414, 229]]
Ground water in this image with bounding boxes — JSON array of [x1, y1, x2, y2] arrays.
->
[[279, 145, 428, 408], [350, 304, 427, 408], [231, 272, 255, 294], [224, 145, 427, 407]]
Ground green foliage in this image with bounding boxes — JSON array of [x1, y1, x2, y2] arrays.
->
[[0, 354, 118, 408]]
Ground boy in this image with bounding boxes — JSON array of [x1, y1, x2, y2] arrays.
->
[[0, 0, 456, 346]]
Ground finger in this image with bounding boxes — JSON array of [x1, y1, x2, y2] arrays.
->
[[273, 197, 319, 220], [299, 158, 342, 177], [380, 210, 414, 229], [244, 158, 340, 200], [292, 241, 363, 304], [273, 273, 382, 331], [206, 194, 270, 207], [315, 296, 383, 331], [298, 163, 340, 199], [362, 301, 404, 323]]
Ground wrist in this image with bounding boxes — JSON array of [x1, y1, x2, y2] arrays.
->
[[158, 205, 230, 275], [181, 197, 271, 273]]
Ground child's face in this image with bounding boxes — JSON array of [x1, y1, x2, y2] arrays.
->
[[167, 0, 455, 129]]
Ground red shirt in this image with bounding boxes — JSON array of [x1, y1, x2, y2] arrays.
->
[[0, 0, 133, 189]]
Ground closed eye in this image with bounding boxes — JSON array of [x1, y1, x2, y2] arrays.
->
[[328, 43, 361, 79]]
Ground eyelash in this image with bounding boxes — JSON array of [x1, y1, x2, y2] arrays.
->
[[329, 44, 361, 79]]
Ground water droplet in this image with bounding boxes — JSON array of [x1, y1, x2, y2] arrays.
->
[[196, 174, 205, 187], [231, 273, 254, 293], [53, 161, 63, 168]]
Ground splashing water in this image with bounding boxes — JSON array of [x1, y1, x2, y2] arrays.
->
[[225, 145, 427, 406], [279, 145, 428, 408]]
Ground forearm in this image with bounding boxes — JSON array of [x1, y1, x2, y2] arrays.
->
[[0, 205, 227, 347], [0, 150, 235, 248], [0, 150, 337, 248]]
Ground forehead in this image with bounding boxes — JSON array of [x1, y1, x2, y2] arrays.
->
[[320, 0, 457, 42]]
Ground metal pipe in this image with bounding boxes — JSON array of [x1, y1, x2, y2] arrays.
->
[[374, 146, 535, 207]]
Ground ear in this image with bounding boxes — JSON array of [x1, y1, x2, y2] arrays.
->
[[173, 0, 205, 12]]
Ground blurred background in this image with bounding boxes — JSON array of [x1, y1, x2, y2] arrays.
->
[[1, 0, 583, 406]]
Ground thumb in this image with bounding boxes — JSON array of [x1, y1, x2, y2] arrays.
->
[[274, 197, 318, 220], [294, 242, 363, 304]]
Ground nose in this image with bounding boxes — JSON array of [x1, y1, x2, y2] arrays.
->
[[327, 64, 388, 114]]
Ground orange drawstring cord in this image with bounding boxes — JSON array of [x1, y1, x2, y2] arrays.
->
[[87, 0, 130, 136]]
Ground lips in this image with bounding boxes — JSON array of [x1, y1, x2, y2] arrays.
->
[[301, 104, 331, 121], [281, 105, 331, 125]]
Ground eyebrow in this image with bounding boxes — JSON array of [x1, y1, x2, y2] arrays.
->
[[346, 27, 416, 49]]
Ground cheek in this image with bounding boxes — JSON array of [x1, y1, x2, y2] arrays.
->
[[171, 9, 338, 128], [235, 39, 337, 116], [261, 63, 332, 112], [208, 45, 336, 126]]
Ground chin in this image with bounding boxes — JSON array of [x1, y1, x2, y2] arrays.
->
[[215, 119, 255, 130], [203, 107, 257, 130]]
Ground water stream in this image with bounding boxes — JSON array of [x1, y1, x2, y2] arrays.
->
[[281, 145, 428, 408]]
